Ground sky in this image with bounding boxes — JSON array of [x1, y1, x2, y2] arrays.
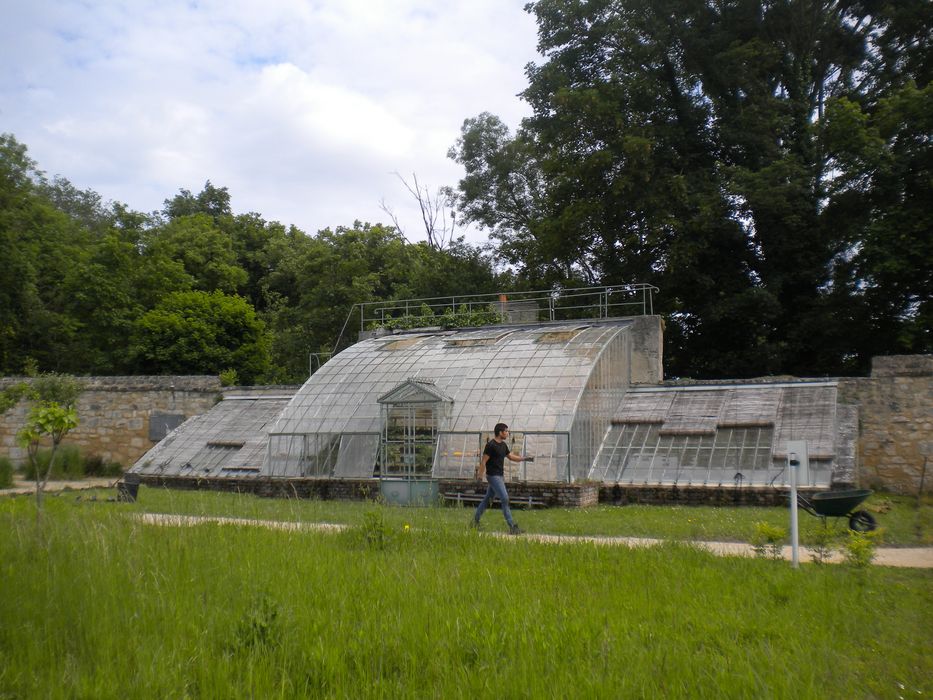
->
[[1, 0, 540, 243]]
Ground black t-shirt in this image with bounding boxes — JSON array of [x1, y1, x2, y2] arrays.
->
[[483, 439, 510, 477]]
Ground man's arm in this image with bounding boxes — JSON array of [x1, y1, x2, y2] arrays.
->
[[477, 452, 489, 480], [507, 452, 533, 462]]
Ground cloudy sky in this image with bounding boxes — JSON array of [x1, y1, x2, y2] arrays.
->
[[1, 1, 540, 242]]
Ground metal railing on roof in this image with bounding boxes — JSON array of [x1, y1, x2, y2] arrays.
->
[[329, 284, 658, 360], [361, 284, 656, 332]]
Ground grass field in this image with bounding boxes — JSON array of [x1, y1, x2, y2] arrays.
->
[[1, 490, 931, 698], [83, 485, 933, 546]]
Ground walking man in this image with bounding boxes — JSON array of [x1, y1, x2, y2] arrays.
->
[[473, 423, 533, 534]]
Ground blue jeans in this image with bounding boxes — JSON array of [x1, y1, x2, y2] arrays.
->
[[473, 475, 515, 527]]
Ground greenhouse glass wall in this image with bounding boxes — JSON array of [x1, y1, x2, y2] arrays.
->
[[263, 321, 636, 482]]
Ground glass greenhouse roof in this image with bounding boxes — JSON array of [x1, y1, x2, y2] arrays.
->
[[591, 382, 852, 487], [131, 395, 292, 478], [268, 321, 632, 438]]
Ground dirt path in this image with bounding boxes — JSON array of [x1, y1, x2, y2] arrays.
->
[[0, 477, 118, 497], [135, 512, 933, 569]]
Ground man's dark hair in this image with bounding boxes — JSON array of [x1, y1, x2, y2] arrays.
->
[[494, 423, 509, 437]]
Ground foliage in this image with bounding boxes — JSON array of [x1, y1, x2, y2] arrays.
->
[[219, 368, 239, 387], [0, 142, 505, 383], [841, 529, 881, 568], [348, 509, 396, 551], [750, 521, 787, 560], [19, 444, 83, 480], [130, 290, 272, 384], [450, 0, 932, 377], [0, 456, 12, 489], [18, 446, 121, 480], [804, 525, 839, 565], [377, 303, 504, 331], [81, 453, 123, 478], [232, 592, 282, 652], [17, 401, 79, 510]]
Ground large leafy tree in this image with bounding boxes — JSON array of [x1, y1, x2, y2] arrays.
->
[[130, 290, 272, 384], [451, 0, 931, 377]]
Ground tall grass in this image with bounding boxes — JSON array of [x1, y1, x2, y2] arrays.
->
[[1, 497, 931, 698]]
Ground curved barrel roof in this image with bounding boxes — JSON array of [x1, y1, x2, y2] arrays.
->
[[269, 321, 633, 437]]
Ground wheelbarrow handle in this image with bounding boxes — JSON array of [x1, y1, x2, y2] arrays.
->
[[795, 493, 818, 517]]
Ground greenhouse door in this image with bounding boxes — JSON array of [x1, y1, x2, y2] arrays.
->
[[383, 403, 438, 477]]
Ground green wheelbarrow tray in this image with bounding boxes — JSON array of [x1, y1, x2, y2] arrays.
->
[[796, 489, 877, 532]]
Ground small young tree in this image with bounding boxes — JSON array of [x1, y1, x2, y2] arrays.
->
[[0, 373, 85, 513], [18, 403, 79, 511]]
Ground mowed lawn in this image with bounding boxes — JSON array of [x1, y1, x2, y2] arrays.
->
[[1, 490, 931, 698]]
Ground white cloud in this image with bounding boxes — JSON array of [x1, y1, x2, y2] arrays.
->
[[0, 0, 539, 239]]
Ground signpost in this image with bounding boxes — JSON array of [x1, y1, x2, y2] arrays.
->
[[786, 440, 809, 569]]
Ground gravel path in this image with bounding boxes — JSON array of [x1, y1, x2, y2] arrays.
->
[[0, 477, 118, 497]]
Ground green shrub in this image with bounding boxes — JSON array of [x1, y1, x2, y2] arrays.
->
[[82, 454, 124, 478], [21, 445, 84, 480], [0, 456, 13, 489], [841, 529, 881, 568], [750, 521, 786, 560], [19, 446, 122, 481], [804, 525, 839, 565]]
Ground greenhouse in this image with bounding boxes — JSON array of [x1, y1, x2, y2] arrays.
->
[[263, 318, 649, 482], [129, 306, 856, 490]]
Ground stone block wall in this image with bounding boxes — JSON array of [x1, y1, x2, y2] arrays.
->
[[629, 315, 664, 385], [838, 355, 933, 496], [0, 376, 222, 469]]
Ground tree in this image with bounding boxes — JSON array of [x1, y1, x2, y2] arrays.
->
[[146, 213, 247, 294], [1, 374, 85, 512], [130, 291, 272, 384], [162, 181, 232, 222], [18, 404, 79, 511], [451, 0, 932, 377], [379, 172, 463, 251]]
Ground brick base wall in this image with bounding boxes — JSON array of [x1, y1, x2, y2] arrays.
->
[[134, 475, 601, 507], [598, 484, 821, 507]]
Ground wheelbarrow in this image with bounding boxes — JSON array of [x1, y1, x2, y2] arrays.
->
[[796, 489, 877, 532]]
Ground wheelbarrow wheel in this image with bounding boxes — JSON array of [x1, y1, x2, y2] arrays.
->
[[848, 510, 877, 532]]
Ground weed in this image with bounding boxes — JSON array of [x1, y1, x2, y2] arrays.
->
[[350, 509, 395, 551], [841, 529, 881, 568], [750, 521, 786, 560], [805, 524, 839, 565], [233, 592, 282, 652]]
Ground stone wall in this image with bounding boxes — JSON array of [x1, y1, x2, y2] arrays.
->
[[629, 315, 664, 384], [597, 484, 819, 507], [0, 376, 222, 469], [838, 355, 933, 496]]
